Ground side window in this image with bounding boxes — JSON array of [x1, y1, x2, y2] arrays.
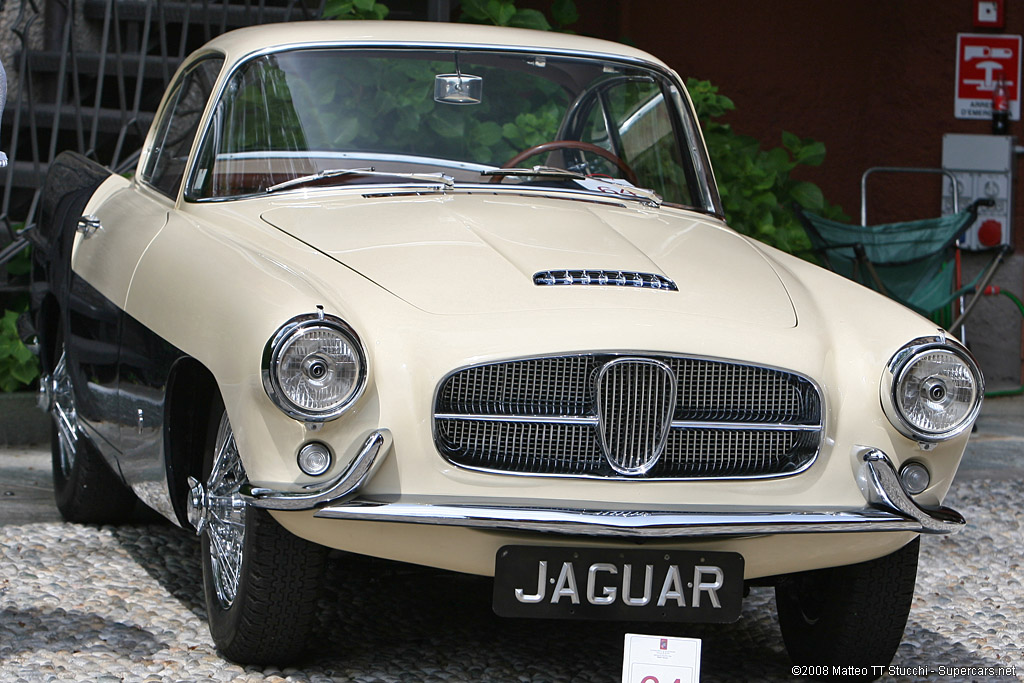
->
[[580, 79, 694, 206], [141, 57, 223, 198]]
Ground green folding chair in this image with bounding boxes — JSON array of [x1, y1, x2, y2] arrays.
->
[[796, 198, 1008, 332]]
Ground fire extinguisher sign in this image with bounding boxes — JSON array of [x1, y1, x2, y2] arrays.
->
[[955, 33, 1022, 120]]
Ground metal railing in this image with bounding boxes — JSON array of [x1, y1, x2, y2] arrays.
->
[[0, 0, 326, 274]]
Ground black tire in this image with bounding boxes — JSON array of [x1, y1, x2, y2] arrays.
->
[[50, 336, 138, 524], [200, 397, 328, 665], [775, 538, 920, 679]]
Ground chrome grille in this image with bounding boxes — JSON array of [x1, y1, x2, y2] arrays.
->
[[434, 354, 822, 479], [596, 359, 676, 474]]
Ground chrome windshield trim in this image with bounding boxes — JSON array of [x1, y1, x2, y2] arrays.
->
[[184, 43, 718, 213], [215, 150, 493, 173], [313, 449, 962, 537], [239, 430, 391, 511]]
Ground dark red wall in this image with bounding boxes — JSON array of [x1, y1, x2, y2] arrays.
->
[[573, 0, 1024, 249]]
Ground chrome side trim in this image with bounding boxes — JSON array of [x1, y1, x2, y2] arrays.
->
[[312, 448, 963, 537], [238, 430, 392, 511]]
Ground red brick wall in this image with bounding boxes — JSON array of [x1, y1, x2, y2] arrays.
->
[[573, 0, 1024, 250]]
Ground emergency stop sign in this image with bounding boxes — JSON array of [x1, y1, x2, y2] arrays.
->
[[955, 33, 1022, 120]]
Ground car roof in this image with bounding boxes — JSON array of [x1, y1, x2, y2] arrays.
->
[[199, 20, 669, 70]]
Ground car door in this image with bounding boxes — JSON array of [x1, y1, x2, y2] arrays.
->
[[118, 57, 223, 513], [68, 57, 221, 488]]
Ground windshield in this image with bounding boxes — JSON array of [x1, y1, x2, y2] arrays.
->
[[188, 47, 715, 209]]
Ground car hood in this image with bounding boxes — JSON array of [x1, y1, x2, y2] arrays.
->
[[260, 193, 796, 326]]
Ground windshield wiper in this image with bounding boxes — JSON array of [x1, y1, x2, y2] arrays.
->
[[266, 167, 455, 194], [480, 165, 588, 181], [480, 166, 662, 207]]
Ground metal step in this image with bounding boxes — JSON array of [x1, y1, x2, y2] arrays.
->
[[81, 0, 322, 27], [4, 104, 154, 135], [17, 50, 183, 80], [2, 161, 55, 189]]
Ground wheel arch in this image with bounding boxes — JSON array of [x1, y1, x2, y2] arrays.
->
[[34, 293, 62, 375], [164, 355, 219, 529]]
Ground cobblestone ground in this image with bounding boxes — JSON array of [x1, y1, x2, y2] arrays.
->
[[1, 477, 1021, 683]]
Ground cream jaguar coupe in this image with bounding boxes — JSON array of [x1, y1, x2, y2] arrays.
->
[[29, 21, 980, 671]]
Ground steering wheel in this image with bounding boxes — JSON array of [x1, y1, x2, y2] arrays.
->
[[491, 140, 638, 185]]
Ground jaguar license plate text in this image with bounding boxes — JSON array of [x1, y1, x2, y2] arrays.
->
[[493, 545, 744, 622]]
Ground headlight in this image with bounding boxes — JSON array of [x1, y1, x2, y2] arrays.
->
[[262, 309, 367, 422], [881, 336, 983, 442]]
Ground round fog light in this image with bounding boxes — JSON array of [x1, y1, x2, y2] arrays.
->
[[297, 442, 332, 476], [899, 462, 930, 495]]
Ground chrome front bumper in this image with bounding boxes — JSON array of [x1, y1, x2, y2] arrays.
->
[[195, 434, 965, 538]]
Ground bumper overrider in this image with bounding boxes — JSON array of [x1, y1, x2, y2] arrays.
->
[[186, 430, 964, 539]]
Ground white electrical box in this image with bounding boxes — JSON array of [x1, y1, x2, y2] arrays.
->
[[941, 133, 1014, 250]]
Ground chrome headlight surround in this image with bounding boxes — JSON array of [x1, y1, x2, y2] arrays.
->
[[881, 335, 983, 443], [262, 309, 368, 423]]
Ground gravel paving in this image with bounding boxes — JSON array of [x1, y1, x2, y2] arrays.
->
[[0, 475, 1021, 682]]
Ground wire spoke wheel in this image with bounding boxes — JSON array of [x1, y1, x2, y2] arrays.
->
[[50, 348, 79, 477], [204, 412, 247, 610], [49, 330, 138, 524], [199, 398, 329, 665]]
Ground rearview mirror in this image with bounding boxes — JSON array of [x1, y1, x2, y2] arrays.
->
[[434, 73, 482, 105]]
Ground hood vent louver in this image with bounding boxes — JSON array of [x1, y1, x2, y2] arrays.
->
[[534, 270, 677, 291]]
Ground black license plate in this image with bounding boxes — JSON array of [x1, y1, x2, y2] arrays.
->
[[493, 545, 744, 623]]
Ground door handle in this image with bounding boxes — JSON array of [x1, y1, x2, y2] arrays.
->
[[77, 214, 103, 238]]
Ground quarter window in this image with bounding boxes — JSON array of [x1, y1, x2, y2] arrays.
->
[[141, 57, 223, 198]]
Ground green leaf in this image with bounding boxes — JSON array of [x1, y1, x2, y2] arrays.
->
[[459, 0, 489, 20], [790, 181, 825, 211], [331, 117, 361, 146], [470, 121, 503, 147], [0, 308, 39, 392], [781, 130, 801, 152], [795, 140, 826, 166], [321, 0, 352, 18], [428, 116, 465, 139], [509, 8, 551, 30], [495, 1, 516, 26], [761, 147, 795, 174], [2, 244, 31, 276]]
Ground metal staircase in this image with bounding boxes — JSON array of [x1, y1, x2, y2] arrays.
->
[[0, 0, 449, 291]]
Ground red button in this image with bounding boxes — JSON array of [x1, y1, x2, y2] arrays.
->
[[978, 219, 1003, 247]]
